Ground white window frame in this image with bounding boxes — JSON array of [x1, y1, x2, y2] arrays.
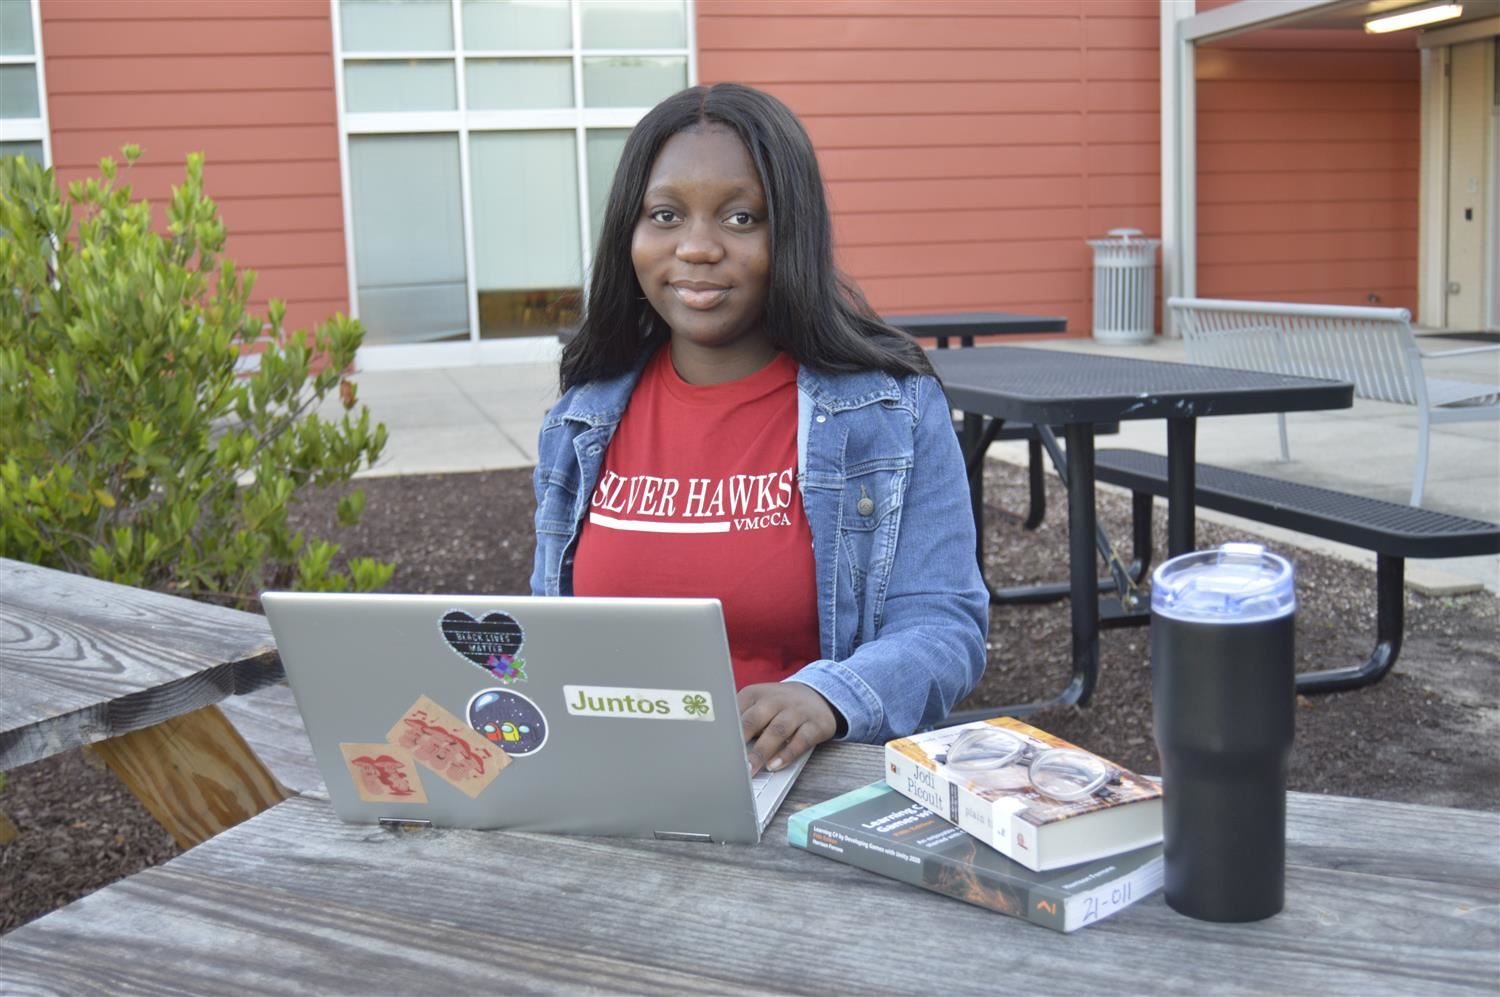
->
[[331, 0, 698, 370], [0, 0, 53, 165]]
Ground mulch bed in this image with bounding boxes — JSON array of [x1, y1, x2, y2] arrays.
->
[[3, 459, 1496, 934]]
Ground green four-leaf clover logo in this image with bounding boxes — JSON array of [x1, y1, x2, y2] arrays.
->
[[682, 694, 710, 717]]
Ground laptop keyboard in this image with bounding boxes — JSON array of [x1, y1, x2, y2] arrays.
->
[[749, 753, 811, 828], [750, 769, 775, 804]]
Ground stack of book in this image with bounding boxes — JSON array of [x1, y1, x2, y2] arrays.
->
[[789, 717, 1165, 933]]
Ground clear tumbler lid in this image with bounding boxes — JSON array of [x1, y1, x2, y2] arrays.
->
[[1151, 542, 1295, 622]]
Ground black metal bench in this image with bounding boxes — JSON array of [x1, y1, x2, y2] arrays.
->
[[1093, 449, 1500, 694]]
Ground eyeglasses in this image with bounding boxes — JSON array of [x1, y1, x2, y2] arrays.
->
[[935, 727, 1119, 802]]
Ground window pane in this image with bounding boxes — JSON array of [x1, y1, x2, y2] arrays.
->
[[586, 128, 629, 249], [477, 288, 581, 340], [0, 0, 35, 56], [344, 60, 456, 112], [580, 0, 685, 50], [349, 134, 470, 345], [470, 131, 582, 337], [0, 65, 40, 119], [466, 58, 572, 110], [582, 57, 684, 108], [0, 140, 44, 164], [462, 0, 570, 50], [340, 0, 453, 53]]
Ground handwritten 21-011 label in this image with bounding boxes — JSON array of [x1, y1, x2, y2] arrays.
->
[[563, 685, 715, 721]]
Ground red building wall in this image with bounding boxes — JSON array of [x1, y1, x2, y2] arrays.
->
[[697, 0, 1165, 337], [39, 0, 346, 335], [1195, 26, 1420, 310], [34, 1, 1419, 344]]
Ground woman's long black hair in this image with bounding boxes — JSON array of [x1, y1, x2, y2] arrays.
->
[[559, 83, 932, 390]]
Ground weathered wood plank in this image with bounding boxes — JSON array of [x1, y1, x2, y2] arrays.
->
[[217, 682, 328, 799], [1, 744, 1494, 995], [92, 703, 292, 848], [0, 558, 282, 769]]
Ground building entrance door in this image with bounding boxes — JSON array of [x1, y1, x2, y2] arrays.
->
[[1443, 38, 1496, 331]]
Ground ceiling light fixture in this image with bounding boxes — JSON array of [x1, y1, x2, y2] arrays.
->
[[1364, 3, 1464, 33]]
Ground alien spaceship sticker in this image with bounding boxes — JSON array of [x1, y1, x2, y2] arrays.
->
[[468, 688, 549, 757], [439, 609, 527, 684]]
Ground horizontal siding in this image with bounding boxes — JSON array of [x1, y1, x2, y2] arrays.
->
[[1196, 27, 1419, 310], [40, 18, 333, 55], [50, 125, 339, 167], [40, 0, 347, 329], [45, 91, 338, 133], [1198, 199, 1418, 235], [45, 54, 336, 93], [1197, 110, 1420, 143], [698, 0, 1162, 334], [43, 0, 328, 19]]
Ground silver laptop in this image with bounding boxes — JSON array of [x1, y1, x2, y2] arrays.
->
[[261, 592, 809, 843]]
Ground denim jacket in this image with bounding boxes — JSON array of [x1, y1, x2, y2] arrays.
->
[[530, 352, 988, 743]]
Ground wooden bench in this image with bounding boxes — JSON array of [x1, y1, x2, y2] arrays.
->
[[1170, 297, 1499, 506], [1093, 449, 1500, 693], [0, 558, 298, 846]]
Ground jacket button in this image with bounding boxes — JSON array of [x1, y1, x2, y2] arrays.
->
[[588, 446, 601, 456], [857, 497, 875, 516], [815, 414, 827, 423]]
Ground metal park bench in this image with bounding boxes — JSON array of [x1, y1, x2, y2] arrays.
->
[[1093, 449, 1500, 694], [1170, 297, 1500, 506]]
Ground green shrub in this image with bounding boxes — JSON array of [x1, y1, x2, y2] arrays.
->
[[0, 147, 393, 607]]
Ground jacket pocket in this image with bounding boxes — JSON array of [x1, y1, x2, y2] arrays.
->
[[838, 459, 910, 634], [535, 467, 580, 536]]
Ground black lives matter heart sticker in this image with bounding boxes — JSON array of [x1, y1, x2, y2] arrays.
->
[[439, 610, 527, 684]]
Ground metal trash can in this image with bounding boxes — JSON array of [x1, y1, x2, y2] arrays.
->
[[1088, 228, 1160, 345]]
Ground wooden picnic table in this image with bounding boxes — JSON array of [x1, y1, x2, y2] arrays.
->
[[1, 739, 1494, 995], [0, 557, 291, 846]]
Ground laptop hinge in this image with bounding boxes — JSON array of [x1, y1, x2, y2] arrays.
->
[[379, 818, 432, 830], [653, 830, 713, 843]]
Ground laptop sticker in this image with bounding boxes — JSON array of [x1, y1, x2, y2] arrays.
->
[[564, 685, 716, 722], [467, 688, 549, 757], [339, 743, 429, 804], [387, 695, 510, 798], [439, 609, 527, 684]]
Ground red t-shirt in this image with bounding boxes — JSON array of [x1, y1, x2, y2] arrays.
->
[[572, 348, 820, 689]]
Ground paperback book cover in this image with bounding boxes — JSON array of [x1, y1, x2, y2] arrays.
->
[[789, 782, 1163, 933], [885, 717, 1163, 872]]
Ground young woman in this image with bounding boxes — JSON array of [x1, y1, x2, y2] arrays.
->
[[531, 83, 987, 774]]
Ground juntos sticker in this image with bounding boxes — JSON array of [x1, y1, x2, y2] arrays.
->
[[439, 609, 527, 683], [563, 686, 715, 722]]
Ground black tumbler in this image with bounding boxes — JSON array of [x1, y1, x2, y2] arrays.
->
[[1150, 542, 1295, 922]]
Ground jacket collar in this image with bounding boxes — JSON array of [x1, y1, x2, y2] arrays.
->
[[554, 358, 648, 428], [797, 364, 904, 412]]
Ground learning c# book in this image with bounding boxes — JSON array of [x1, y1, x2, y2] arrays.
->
[[789, 781, 1162, 932]]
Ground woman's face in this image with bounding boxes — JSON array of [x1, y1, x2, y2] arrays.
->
[[631, 125, 774, 385]]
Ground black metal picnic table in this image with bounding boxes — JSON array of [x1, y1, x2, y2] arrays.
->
[[927, 346, 1354, 715], [886, 311, 1089, 530], [883, 310, 1067, 347]]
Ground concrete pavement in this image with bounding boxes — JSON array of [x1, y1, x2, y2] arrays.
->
[[333, 336, 1500, 593]]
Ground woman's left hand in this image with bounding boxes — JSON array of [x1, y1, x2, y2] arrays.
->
[[738, 682, 839, 776]]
